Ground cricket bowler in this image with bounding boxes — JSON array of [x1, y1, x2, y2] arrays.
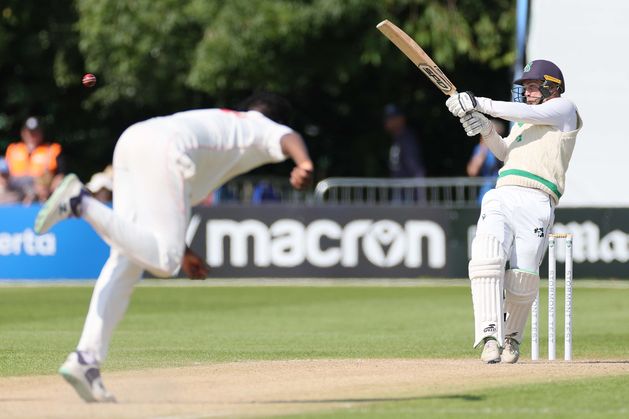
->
[[34, 92, 314, 401], [445, 60, 583, 363]]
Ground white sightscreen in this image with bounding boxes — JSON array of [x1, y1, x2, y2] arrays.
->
[[527, 0, 629, 207]]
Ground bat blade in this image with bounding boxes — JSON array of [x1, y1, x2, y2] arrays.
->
[[377, 19, 457, 96]]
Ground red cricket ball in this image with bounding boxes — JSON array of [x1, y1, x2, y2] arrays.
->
[[82, 73, 97, 88]]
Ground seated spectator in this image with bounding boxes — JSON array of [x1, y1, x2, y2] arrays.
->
[[4, 116, 65, 201], [0, 157, 22, 204], [86, 167, 113, 203], [23, 172, 54, 205]]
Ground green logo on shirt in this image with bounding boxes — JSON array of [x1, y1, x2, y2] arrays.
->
[[515, 135, 523, 142]]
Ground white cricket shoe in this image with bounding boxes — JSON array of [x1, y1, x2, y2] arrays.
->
[[59, 351, 116, 403], [480, 337, 502, 364], [501, 336, 520, 364], [34, 173, 87, 234]]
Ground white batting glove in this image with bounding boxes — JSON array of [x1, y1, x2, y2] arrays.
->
[[459, 111, 494, 137], [446, 91, 478, 117]]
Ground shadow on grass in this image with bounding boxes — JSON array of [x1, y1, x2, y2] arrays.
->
[[253, 394, 483, 405]]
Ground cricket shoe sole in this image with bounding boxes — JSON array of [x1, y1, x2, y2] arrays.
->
[[34, 173, 86, 234], [59, 351, 116, 403]]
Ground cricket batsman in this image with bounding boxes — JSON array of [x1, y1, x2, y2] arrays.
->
[[445, 60, 583, 363], [34, 92, 314, 401]]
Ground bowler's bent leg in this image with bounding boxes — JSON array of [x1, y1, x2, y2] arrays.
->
[[80, 196, 184, 277], [79, 122, 189, 277]]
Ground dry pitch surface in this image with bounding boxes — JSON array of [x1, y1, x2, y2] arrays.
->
[[2, 358, 629, 418]]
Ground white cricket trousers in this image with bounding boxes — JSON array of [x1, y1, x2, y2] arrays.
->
[[76, 120, 191, 363], [476, 185, 554, 272]]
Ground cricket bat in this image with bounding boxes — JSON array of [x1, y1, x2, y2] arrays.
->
[[377, 19, 457, 96]]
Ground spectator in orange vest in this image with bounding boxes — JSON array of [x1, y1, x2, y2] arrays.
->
[[4, 117, 65, 203]]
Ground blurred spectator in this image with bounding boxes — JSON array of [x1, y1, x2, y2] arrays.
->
[[383, 104, 426, 178], [22, 172, 54, 205], [0, 157, 22, 204], [4, 116, 66, 203], [210, 184, 237, 205], [467, 119, 505, 202], [252, 180, 281, 204], [87, 166, 113, 203]]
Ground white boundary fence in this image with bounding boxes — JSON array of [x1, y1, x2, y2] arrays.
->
[[313, 177, 496, 208], [213, 176, 496, 208]]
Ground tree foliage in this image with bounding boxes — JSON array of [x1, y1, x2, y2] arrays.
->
[[1, 0, 515, 179]]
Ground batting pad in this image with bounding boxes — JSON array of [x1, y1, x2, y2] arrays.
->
[[468, 234, 506, 348], [504, 269, 539, 343]]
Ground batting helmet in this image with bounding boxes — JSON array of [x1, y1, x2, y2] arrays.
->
[[514, 60, 565, 93]]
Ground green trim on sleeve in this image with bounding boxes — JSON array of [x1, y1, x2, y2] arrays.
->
[[498, 169, 562, 198]]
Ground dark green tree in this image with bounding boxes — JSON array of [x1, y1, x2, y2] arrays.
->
[[1, 0, 515, 179]]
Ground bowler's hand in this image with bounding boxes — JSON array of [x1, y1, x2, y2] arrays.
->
[[290, 162, 314, 190], [181, 247, 209, 280]]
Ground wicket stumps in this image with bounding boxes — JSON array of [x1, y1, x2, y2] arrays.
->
[[531, 233, 573, 361]]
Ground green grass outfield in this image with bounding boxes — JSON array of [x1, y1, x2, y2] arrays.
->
[[284, 375, 629, 419], [1, 280, 628, 417]]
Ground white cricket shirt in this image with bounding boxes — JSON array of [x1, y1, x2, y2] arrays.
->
[[149, 109, 292, 204], [476, 97, 582, 203]]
